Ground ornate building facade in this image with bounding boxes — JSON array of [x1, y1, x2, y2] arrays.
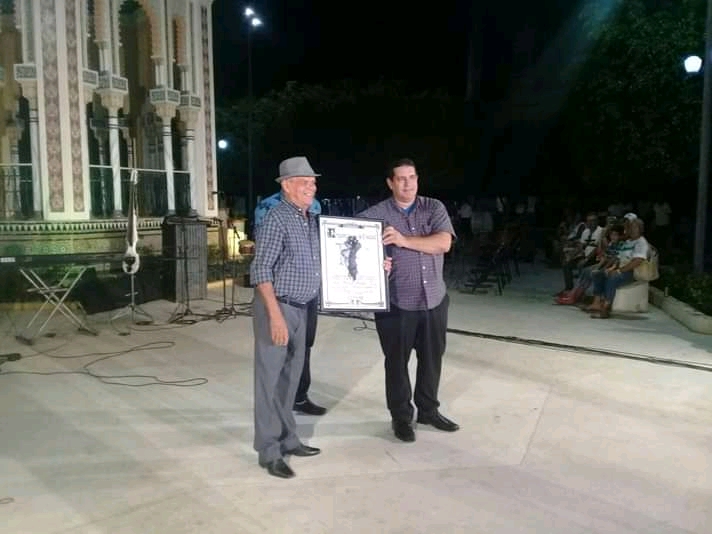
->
[[0, 0, 219, 255]]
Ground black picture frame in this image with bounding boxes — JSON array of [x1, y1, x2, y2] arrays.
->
[[318, 215, 390, 312]]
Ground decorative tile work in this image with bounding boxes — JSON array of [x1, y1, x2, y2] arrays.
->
[[201, 7, 214, 211], [41, 0, 64, 212], [0, 218, 164, 235], [0, 218, 168, 256], [66, 0, 84, 212]]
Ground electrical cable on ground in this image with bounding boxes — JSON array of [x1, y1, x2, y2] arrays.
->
[[321, 311, 712, 374], [1, 311, 208, 387], [4, 300, 711, 389]]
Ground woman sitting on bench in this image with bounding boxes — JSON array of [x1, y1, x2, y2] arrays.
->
[[588, 217, 649, 319]]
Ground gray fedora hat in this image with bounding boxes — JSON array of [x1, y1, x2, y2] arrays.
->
[[276, 156, 321, 183]]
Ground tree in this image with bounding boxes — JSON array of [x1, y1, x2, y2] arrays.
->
[[215, 80, 468, 199], [559, 0, 705, 200]]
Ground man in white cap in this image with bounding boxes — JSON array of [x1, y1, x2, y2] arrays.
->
[[250, 156, 322, 478]]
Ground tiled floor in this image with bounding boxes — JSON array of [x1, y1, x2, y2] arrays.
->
[[0, 268, 710, 533]]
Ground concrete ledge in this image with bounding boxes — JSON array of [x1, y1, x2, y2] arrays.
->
[[649, 286, 712, 335]]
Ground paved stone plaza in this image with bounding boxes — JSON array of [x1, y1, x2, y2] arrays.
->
[[1, 263, 710, 533]]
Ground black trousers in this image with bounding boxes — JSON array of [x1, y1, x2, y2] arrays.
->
[[374, 295, 449, 422], [295, 297, 318, 403]]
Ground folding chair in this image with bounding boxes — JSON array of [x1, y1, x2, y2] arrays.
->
[[16, 265, 97, 344]]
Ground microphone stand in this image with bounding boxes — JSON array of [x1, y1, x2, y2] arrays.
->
[[112, 256, 154, 333], [229, 221, 242, 311], [215, 217, 237, 319], [112, 168, 153, 334]]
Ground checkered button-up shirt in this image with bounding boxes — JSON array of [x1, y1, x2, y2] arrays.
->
[[360, 196, 455, 311], [250, 199, 321, 303]]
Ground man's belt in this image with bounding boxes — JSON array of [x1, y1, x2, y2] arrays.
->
[[276, 297, 307, 309]]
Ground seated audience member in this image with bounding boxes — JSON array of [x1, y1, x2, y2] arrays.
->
[[588, 217, 649, 318], [558, 212, 603, 294], [551, 211, 584, 268], [556, 224, 623, 305]]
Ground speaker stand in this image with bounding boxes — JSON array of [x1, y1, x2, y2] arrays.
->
[[169, 218, 209, 325], [112, 272, 154, 334]]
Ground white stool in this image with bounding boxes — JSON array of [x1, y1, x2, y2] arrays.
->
[[612, 281, 649, 312]]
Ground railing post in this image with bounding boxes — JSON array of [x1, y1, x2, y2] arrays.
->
[[5, 122, 24, 218]]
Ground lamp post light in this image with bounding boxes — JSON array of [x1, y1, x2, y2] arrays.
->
[[217, 138, 229, 150], [685, 55, 703, 74], [244, 7, 262, 224]]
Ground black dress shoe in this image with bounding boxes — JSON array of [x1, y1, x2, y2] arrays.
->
[[293, 398, 327, 416], [285, 444, 321, 457], [392, 420, 416, 442], [417, 411, 460, 432], [261, 458, 295, 479]]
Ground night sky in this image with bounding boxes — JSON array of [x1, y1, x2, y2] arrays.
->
[[212, 0, 473, 102], [211, 1, 577, 103], [210, 0, 578, 200]]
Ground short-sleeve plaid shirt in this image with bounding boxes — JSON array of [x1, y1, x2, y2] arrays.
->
[[359, 196, 455, 311], [250, 199, 321, 304]]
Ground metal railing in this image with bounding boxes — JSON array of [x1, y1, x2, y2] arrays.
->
[[89, 165, 192, 218], [0, 163, 34, 220]]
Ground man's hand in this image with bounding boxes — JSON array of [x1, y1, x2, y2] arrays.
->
[[384, 256, 393, 274], [383, 226, 407, 248], [270, 311, 289, 346]]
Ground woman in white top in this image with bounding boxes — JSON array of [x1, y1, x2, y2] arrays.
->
[[588, 218, 649, 318]]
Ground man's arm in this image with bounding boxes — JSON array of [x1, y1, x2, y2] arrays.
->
[[618, 257, 643, 273], [382, 199, 454, 254], [251, 214, 288, 335], [255, 281, 282, 320], [399, 231, 452, 254]]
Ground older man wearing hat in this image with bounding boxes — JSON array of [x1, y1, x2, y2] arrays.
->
[[254, 190, 327, 417], [250, 156, 323, 479]]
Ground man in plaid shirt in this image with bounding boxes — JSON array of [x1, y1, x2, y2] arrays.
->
[[250, 156, 323, 478], [359, 158, 459, 443], [254, 191, 327, 417]]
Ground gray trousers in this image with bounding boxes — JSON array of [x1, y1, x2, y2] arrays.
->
[[252, 295, 306, 464]]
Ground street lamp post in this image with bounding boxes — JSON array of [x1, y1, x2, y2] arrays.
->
[[684, 0, 712, 273], [244, 8, 262, 224]]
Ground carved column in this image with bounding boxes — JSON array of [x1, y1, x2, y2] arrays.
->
[[15, 64, 41, 218], [178, 94, 201, 216], [119, 120, 134, 168], [151, 87, 180, 215], [98, 72, 128, 217]]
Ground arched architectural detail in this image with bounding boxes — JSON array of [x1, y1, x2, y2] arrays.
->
[[0, 0, 217, 233]]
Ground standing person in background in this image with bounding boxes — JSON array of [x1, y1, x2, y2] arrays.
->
[[254, 189, 327, 417], [359, 158, 459, 443]]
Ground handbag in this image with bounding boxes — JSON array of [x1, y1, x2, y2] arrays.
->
[[633, 245, 659, 282]]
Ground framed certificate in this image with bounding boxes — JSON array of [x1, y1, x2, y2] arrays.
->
[[318, 215, 390, 312]]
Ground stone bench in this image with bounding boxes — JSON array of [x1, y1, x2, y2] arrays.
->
[[612, 280, 649, 313]]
